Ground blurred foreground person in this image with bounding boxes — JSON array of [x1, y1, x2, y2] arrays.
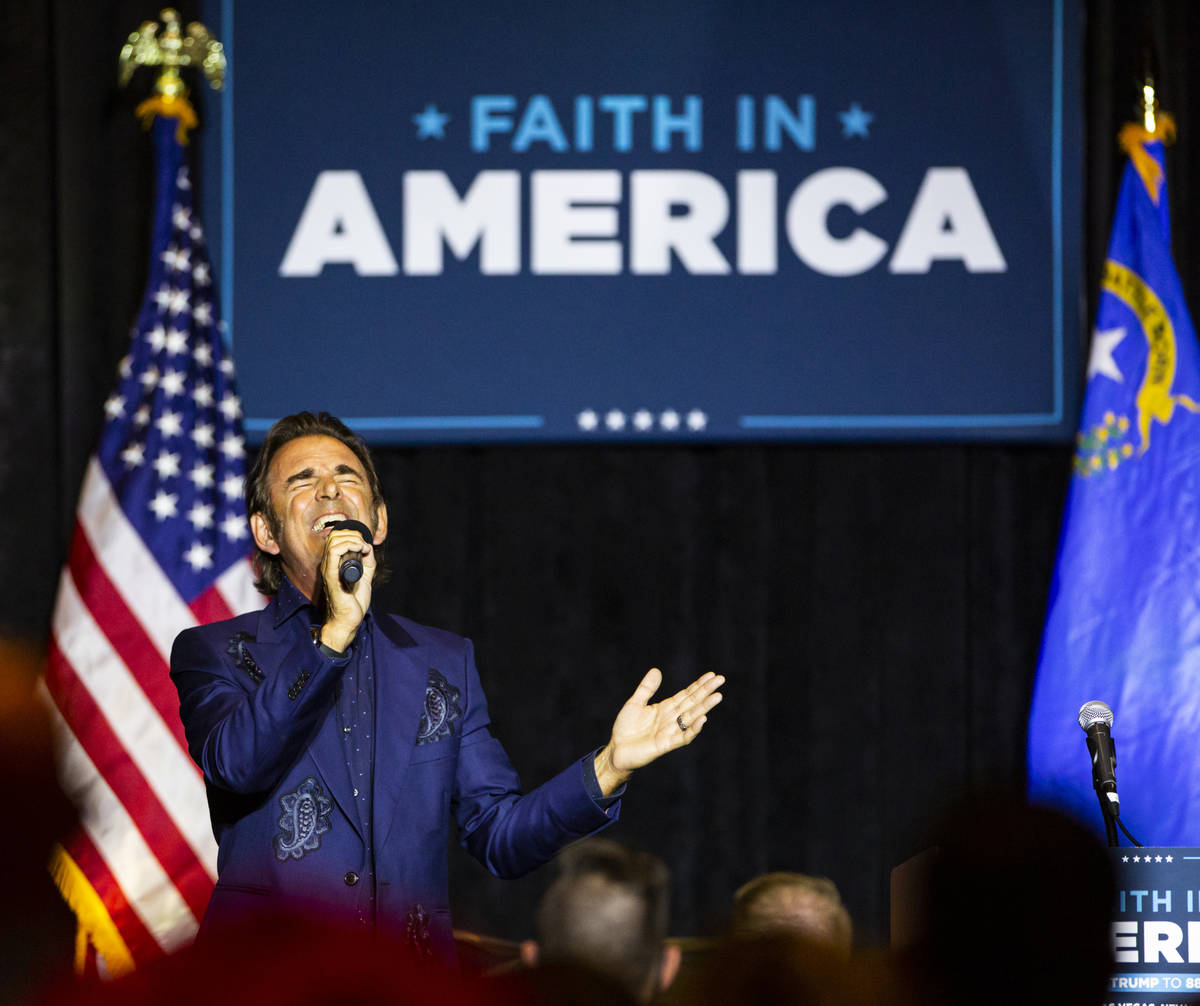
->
[[42, 912, 473, 1006], [692, 932, 858, 1006], [0, 638, 75, 1004], [486, 962, 642, 1006], [908, 793, 1115, 1006], [519, 839, 680, 1003], [732, 872, 852, 955]]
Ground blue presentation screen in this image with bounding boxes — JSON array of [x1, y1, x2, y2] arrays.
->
[[200, 0, 1083, 443]]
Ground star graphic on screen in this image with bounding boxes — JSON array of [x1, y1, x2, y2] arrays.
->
[[413, 104, 450, 140], [1166, 855, 1174, 862], [838, 103, 874, 139], [577, 409, 599, 432], [1088, 327, 1126, 383]]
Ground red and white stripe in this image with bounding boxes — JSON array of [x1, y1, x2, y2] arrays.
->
[[45, 459, 262, 962]]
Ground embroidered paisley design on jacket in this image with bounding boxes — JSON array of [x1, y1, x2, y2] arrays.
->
[[273, 777, 332, 861], [417, 669, 461, 745]]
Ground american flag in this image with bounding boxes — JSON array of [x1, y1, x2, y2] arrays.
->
[[44, 111, 262, 974]]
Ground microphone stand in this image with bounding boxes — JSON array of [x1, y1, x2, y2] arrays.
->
[[1095, 790, 1119, 848]]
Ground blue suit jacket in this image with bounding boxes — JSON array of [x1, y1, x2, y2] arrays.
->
[[170, 580, 618, 959]]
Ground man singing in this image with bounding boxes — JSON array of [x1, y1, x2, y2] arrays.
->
[[170, 412, 723, 961]]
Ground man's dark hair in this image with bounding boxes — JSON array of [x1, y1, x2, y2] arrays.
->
[[244, 411, 387, 595], [534, 839, 670, 1001]]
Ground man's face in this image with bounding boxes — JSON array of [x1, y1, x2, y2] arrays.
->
[[249, 434, 388, 599]]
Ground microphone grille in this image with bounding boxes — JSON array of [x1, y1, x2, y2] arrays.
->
[[1078, 700, 1114, 730]]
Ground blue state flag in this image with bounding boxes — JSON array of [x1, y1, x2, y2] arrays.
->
[[1028, 117, 1200, 842]]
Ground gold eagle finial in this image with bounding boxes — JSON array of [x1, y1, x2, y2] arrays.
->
[[118, 8, 225, 97]]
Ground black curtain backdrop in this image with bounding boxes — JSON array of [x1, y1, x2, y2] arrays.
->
[[3, 0, 1198, 947]]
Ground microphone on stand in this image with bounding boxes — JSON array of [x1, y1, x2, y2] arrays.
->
[[1078, 699, 1119, 817], [1076, 700, 1145, 849]]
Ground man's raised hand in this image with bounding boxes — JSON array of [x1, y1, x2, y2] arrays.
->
[[593, 668, 724, 796]]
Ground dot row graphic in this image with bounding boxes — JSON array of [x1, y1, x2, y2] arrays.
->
[[577, 409, 708, 433]]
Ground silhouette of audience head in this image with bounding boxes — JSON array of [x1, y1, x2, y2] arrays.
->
[[732, 872, 853, 955], [521, 838, 680, 1003]]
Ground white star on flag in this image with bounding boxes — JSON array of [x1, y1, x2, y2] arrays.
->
[[155, 410, 183, 437], [133, 405, 150, 427], [165, 288, 190, 316], [183, 542, 214, 571], [120, 442, 145, 468], [189, 462, 214, 489], [140, 366, 159, 389], [1088, 327, 1126, 383], [219, 393, 242, 420], [220, 433, 245, 459], [193, 383, 214, 407], [148, 489, 178, 520], [221, 513, 249, 542], [221, 473, 244, 500], [165, 328, 189, 355], [172, 204, 191, 230], [192, 302, 213, 326], [161, 245, 191, 272], [104, 395, 125, 419], [146, 325, 167, 351], [152, 450, 181, 479], [159, 370, 186, 398], [187, 502, 215, 530], [193, 342, 212, 367], [153, 286, 172, 311], [193, 262, 210, 285], [192, 423, 215, 448]]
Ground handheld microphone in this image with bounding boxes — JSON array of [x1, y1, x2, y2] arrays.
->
[[1078, 700, 1119, 817], [327, 519, 372, 586]]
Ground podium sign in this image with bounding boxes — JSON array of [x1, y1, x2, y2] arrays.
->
[[1108, 848, 1200, 1004]]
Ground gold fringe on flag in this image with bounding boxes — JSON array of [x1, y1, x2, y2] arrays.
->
[[49, 844, 135, 978], [135, 93, 198, 145], [1118, 111, 1177, 206]]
